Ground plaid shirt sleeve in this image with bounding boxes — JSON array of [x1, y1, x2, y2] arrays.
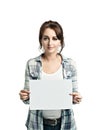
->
[[23, 58, 40, 104], [63, 58, 78, 93], [69, 59, 78, 92], [23, 60, 30, 104]]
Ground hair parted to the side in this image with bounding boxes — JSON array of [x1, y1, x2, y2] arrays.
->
[[39, 20, 65, 53]]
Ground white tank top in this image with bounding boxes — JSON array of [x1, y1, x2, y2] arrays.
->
[[41, 65, 63, 119]]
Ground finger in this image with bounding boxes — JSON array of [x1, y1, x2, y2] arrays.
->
[[20, 95, 29, 100], [74, 95, 82, 98], [74, 97, 82, 103], [20, 90, 30, 94], [73, 99, 80, 104], [19, 91, 29, 96], [75, 95, 82, 99], [74, 96, 82, 102], [70, 92, 79, 96], [20, 93, 29, 96], [76, 98, 81, 102]]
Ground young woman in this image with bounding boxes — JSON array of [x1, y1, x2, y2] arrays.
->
[[19, 20, 82, 130]]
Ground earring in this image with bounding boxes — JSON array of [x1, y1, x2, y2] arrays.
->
[[57, 46, 61, 53], [39, 46, 45, 53]]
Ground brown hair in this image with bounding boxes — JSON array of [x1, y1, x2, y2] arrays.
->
[[39, 20, 65, 52]]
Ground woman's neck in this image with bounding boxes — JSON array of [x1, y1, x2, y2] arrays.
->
[[42, 53, 60, 62]]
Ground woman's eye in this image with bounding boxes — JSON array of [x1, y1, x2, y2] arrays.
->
[[53, 37, 58, 40], [43, 37, 48, 41]]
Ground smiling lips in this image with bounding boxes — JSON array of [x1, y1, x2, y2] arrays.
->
[[47, 46, 54, 49]]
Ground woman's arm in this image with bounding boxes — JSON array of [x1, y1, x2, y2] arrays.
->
[[70, 59, 82, 104], [19, 61, 30, 104]]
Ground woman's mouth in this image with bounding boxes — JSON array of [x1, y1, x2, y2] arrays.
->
[[47, 47, 54, 49]]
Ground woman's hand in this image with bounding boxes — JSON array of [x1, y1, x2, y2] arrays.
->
[[71, 92, 82, 104], [19, 90, 30, 101]]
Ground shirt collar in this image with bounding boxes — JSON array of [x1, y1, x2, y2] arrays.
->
[[35, 53, 68, 64]]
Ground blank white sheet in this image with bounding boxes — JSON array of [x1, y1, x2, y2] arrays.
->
[[30, 79, 72, 110]]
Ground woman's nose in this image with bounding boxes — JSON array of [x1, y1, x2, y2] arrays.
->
[[48, 39, 52, 45]]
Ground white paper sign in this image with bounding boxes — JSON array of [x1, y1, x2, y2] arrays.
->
[[30, 80, 72, 110]]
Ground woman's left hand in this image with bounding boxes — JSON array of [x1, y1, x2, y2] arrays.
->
[[71, 92, 82, 104]]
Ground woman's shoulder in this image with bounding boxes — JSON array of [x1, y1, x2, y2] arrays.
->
[[62, 55, 77, 72], [62, 55, 76, 65], [26, 55, 41, 66]]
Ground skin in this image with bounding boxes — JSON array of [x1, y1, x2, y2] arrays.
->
[[19, 28, 82, 103]]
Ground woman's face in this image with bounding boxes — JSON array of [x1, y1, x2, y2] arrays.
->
[[41, 28, 61, 54]]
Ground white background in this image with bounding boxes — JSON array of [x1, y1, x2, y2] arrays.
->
[[0, 0, 101, 130]]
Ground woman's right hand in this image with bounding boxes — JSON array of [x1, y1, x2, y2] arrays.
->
[[19, 90, 30, 101]]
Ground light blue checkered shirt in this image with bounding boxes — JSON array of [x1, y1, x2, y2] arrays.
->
[[23, 54, 78, 130]]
